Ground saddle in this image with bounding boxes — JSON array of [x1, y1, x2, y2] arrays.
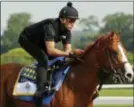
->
[[13, 57, 70, 105]]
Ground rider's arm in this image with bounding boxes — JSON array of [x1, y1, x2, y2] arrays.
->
[[62, 31, 72, 53], [45, 41, 69, 57], [44, 24, 69, 57], [63, 43, 72, 53]]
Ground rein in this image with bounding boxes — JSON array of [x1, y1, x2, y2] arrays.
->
[[94, 49, 127, 97], [106, 50, 117, 73]]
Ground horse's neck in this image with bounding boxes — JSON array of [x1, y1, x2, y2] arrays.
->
[[56, 46, 100, 105], [64, 49, 99, 95]]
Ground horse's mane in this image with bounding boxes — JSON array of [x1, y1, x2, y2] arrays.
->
[[83, 32, 110, 55]]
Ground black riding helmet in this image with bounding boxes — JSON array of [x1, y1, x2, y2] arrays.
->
[[59, 2, 79, 19]]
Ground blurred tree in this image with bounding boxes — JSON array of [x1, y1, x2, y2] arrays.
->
[[1, 12, 32, 53], [79, 15, 100, 33], [72, 32, 98, 49], [100, 12, 133, 51], [1, 48, 35, 65], [127, 52, 134, 66]]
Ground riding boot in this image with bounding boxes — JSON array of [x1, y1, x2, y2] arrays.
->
[[35, 66, 47, 107], [35, 96, 43, 107], [44, 69, 55, 94], [35, 66, 54, 93], [35, 66, 55, 107]]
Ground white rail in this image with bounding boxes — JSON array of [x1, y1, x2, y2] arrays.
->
[[98, 84, 133, 89], [94, 84, 133, 105], [94, 97, 133, 105]]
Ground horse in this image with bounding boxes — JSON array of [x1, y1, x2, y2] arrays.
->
[[0, 32, 133, 107]]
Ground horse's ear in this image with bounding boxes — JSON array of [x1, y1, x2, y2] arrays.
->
[[107, 31, 114, 41], [117, 31, 120, 36], [108, 31, 114, 36], [116, 32, 120, 40]]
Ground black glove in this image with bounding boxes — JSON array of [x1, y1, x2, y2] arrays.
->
[[69, 53, 77, 59], [68, 53, 84, 63]]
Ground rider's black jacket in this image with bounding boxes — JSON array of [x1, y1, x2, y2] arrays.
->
[[19, 18, 71, 54]]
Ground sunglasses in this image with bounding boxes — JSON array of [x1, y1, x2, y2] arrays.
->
[[67, 18, 76, 23]]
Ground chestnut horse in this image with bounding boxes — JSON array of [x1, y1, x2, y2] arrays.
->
[[0, 32, 133, 107]]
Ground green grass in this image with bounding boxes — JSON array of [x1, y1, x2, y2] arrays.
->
[[94, 104, 133, 107], [99, 88, 133, 96]]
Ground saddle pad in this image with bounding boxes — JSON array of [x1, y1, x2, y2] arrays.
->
[[13, 57, 70, 105], [14, 66, 70, 105]]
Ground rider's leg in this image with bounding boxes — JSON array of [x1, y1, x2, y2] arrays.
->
[[19, 34, 52, 107]]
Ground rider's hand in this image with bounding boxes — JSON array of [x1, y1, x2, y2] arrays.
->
[[73, 49, 84, 56], [69, 52, 77, 59], [68, 52, 84, 63]]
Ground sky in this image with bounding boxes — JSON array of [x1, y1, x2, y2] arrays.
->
[[1, 1, 133, 34]]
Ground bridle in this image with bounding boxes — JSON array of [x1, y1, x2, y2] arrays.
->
[[106, 49, 127, 74], [95, 42, 127, 93]]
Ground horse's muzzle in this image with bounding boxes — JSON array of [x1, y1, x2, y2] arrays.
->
[[124, 63, 134, 82]]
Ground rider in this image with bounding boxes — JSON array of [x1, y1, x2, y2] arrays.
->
[[18, 2, 80, 107]]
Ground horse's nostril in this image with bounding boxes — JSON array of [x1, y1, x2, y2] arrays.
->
[[126, 73, 132, 78]]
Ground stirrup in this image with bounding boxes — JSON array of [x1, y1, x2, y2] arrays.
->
[[45, 84, 55, 91], [44, 82, 55, 92], [35, 90, 45, 98]]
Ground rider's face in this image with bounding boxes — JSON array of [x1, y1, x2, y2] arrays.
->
[[62, 18, 76, 31]]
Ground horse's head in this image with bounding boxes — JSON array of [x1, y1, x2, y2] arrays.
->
[[95, 32, 133, 82]]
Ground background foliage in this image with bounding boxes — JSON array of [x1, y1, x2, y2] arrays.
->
[[1, 12, 133, 84]]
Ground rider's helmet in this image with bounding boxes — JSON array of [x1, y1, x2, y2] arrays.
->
[[59, 2, 79, 20]]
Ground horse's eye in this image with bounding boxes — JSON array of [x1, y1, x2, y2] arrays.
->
[[112, 51, 118, 57]]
